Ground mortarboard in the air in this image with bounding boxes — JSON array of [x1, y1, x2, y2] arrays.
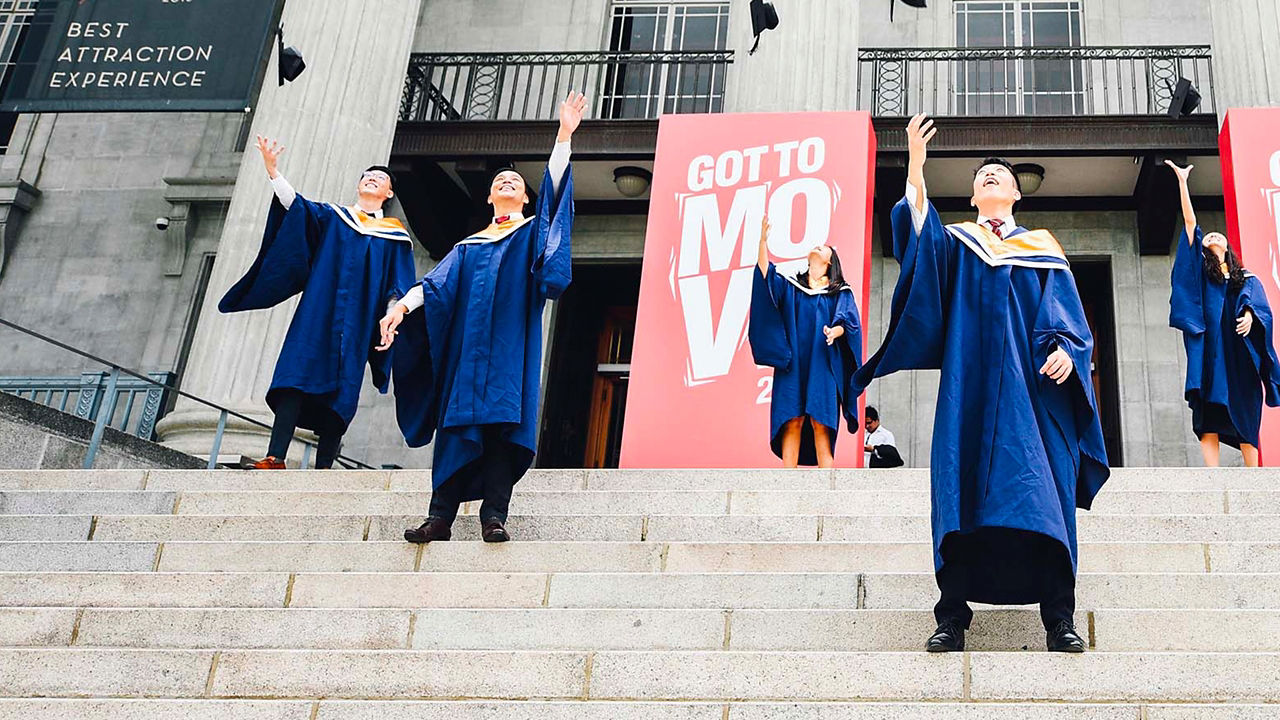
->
[[749, 0, 779, 55], [890, 0, 928, 22]]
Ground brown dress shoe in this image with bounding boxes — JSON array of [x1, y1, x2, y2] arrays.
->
[[481, 519, 510, 543], [404, 517, 452, 544], [249, 456, 286, 470]]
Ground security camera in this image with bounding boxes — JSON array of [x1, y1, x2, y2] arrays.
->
[[155, 217, 170, 231]]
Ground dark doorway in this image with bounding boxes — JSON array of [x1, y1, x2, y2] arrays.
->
[[1072, 259, 1123, 466], [538, 264, 641, 468]]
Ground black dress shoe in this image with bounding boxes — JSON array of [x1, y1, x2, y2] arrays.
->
[[1046, 620, 1086, 653], [404, 517, 452, 544], [926, 620, 965, 652], [481, 518, 510, 543]]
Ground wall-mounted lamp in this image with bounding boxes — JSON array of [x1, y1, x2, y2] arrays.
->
[[1013, 163, 1045, 196], [613, 166, 653, 198]]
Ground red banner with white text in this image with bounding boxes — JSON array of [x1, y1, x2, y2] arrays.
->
[[619, 111, 876, 468], [1222, 107, 1280, 464]]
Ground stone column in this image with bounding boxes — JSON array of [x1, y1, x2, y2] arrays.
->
[[724, 0, 859, 113], [156, 0, 423, 460], [1209, 0, 1280, 116]]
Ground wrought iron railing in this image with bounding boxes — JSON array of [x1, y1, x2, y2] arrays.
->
[[401, 50, 734, 122], [0, 317, 375, 470], [0, 371, 174, 440], [857, 45, 1214, 117]]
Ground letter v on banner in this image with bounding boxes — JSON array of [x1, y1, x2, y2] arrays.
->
[[1221, 107, 1280, 465], [620, 112, 876, 468]]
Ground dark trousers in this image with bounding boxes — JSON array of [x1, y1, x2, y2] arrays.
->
[[266, 389, 343, 469], [934, 530, 1076, 631], [428, 425, 518, 524]]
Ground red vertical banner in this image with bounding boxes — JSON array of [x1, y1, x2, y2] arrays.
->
[[620, 112, 877, 468], [1221, 107, 1280, 464]]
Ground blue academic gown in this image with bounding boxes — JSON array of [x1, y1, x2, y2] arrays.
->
[[852, 198, 1110, 604], [219, 195, 417, 433], [749, 263, 862, 465], [1170, 226, 1280, 448], [393, 167, 573, 500]]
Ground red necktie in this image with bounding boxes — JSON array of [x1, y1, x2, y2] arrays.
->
[[494, 215, 511, 224], [985, 218, 1005, 239]]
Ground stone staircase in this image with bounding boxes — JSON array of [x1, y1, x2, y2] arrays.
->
[[0, 466, 1278, 718]]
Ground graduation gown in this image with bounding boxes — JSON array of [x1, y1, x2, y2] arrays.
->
[[749, 262, 862, 465], [852, 197, 1109, 604], [219, 195, 416, 432], [1169, 226, 1280, 448], [393, 167, 573, 500]]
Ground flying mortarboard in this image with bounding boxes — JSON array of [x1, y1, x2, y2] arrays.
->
[[890, 0, 928, 21], [749, 0, 779, 55]]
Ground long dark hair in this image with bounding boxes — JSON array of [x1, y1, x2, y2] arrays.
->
[[1202, 241, 1247, 292], [796, 246, 850, 295]]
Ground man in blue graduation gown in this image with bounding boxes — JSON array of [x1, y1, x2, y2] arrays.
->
[[379, 92, 585, 543], [218, 136, 417, 469], [853, 114, 1109, 652]]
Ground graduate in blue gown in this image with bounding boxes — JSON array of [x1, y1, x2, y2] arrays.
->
[[1166, 160, 1280, 468], [218, 135, 416, 470], [749, 215, 862, 467], [853, 115, 1109, 653], [380, 92, 585, 544]]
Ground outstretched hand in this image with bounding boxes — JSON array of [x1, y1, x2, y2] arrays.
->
[[558, 91, 587, 142], [256, 135, 285, 179], [823, 325, 845, 346], [1164, 159, 1193, 184], [376, 305, 406, 351], [1039, 347, 1074, 385], [1237, 309, 1254, 337], [906, 113, 937, 169]]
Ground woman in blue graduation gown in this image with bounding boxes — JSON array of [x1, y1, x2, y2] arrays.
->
[[1167, 161, 1280, 467], [749, 216, 862, 468]]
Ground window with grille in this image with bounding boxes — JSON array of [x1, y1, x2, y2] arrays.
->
[[602, 1, 730, 118], [0, 1, 34, 152], [955, 1, 1084, 115]]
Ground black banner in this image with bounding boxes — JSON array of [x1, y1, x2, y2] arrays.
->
[[2, 0, 286, 113]]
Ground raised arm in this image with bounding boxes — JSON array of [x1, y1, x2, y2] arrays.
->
[[256, 135, 296, 209], [757, 215, 771, 274], [1165, 160, 1196, 242], [906, 113, 936, 215]]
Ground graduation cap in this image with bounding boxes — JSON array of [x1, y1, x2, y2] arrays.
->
[[277, 25, 306, 86], [1166, 78, 1202, 119], [749, 0, 779, 55], [890, 0, 928, 21]]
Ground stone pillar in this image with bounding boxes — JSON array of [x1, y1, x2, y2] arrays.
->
[[724, 0, 859, 113], [156, 0, 423, 460], [1209, 0, 1280, 116]]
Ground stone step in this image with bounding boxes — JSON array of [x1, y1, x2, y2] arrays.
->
[[5, 606, 1276, 653], [2, 540, 1274, 573], [5, 489, 1259, 517], [1, 648, 1279, 702], [5, 571, 1276, 610], [9, 512, 1280, 543], [5, 467, 1280, 493], [1, 701, 1272, 720]]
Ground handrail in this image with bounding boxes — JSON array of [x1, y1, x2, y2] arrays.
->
[[0, 316, 377, 470]]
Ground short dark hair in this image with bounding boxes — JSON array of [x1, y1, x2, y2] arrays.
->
[[364, 165, 396, 191], [865, 406, 879, 422], [974, 157, 1020, 192]]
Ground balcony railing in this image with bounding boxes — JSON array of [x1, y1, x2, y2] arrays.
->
[[0, 371, 174, 441], [857, 45, 1214, 117], [400, 50, 734, 122]]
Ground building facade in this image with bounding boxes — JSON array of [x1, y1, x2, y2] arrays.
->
[[0, 0, 1277, 468]]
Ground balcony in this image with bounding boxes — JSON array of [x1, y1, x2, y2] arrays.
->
[[400, 50, 734, 123], [857, 45, 1215, 117]]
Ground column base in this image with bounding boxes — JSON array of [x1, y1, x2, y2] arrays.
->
[[155, 406, 320, 468]]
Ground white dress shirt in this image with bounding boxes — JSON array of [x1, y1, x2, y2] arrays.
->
[[396, 139, 572, 314], [864, 425, 897, 466]]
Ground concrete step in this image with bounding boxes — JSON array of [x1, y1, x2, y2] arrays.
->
[[5, 570, 1274, 610], [6, 489, 1261, 517], [3, 540, 1275, 573], [8, 512, 1280, 543], [5, 467, 1280, 493], [2, 648, 1279, 702], [5, 606, 1275, 652]]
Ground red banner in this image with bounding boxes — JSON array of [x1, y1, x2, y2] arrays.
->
[[620, 112, 876, 468], [1221, 107, 1280, 464]]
